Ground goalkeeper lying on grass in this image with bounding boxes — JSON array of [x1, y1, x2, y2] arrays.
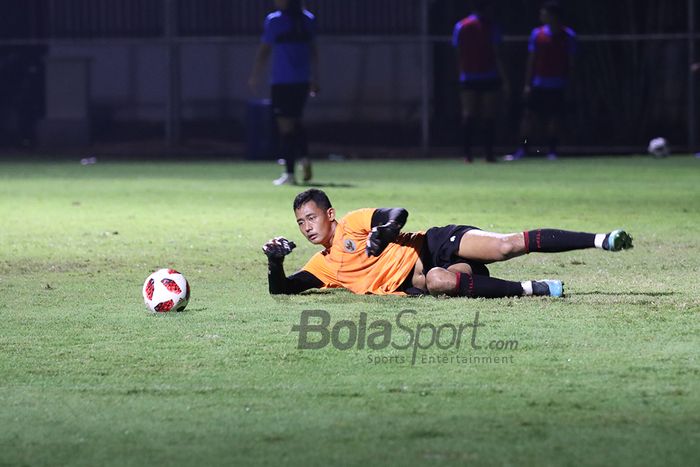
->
[[263, 189, 633, 297]]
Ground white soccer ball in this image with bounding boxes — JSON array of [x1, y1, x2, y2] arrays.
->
[[142, 268, 190, 313], [648, 137, 670, 158]]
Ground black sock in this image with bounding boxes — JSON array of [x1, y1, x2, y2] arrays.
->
[[281, 132, 295, 174], [457, 273, 523, 298], [525, 229, 596, 253], [483, 119, 495, 159], [463, 117, 475, 157], [548, 136, 559, 154]]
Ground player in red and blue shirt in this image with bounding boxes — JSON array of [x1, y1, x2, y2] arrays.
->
[[507, 1, 576, 161], [453, 0, 509, 163], [249, 0, 319, 186]]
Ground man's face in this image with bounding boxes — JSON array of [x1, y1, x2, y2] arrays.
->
[[295, 201, 335, 245]]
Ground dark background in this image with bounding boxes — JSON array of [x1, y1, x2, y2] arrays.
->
[[0, 0, 697, 154]]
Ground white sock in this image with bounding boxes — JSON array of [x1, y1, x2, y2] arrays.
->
[[521, 281, 533, 296], [594, 233, 606, 249]]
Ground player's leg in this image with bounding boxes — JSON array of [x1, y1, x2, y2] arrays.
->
[[446, 262, 472, 275], [294, 120, 312, 183], [544, 89, 565, 160], [456, 228, 634, 263], [274, 115, 297, 185], [460, 88, 478, 162], [271, 83, 297, 185], [273, 83, 311, 185], [456, 230, 527, 263], [425, 267, 562, 298], [506, 107, 534, 161], [545, 117, 560, 160], [509, 86, 556, 161], [481, 87, 499, 162], [294, 84, 312, 183], [295, 121, 308, 159]]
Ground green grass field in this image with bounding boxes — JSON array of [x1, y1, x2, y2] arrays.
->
[[1, 157, 698, 466]]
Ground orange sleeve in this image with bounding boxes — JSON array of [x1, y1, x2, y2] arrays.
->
[[300, 252, 337, 288], [341, 208, 375, 236]]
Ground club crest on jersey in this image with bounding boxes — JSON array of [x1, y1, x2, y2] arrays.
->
[[344, 239, 357, 253]]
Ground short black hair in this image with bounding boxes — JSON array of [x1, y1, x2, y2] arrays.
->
[[293, 189, 332, 211], [541, 1, 562, 17]]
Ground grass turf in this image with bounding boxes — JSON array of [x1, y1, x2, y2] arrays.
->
[[0, 157, 698, 466]]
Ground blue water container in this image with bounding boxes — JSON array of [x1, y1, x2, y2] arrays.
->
[[246, 99, 278, 160]]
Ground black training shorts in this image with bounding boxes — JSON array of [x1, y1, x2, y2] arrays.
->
[[419, 224, 490, 276], [271, 82, 310, 118]]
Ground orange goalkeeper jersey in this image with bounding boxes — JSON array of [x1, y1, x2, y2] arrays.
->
[[301, 208, 424, 295]]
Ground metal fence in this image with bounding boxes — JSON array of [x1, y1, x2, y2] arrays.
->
[[0, 0, 697, 155]]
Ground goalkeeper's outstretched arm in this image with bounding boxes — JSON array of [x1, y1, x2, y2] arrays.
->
[[263, 237, 323, 295]]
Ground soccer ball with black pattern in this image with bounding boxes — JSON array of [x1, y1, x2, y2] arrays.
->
[[142, 268, 190, 313], [648, 137, 670, 158]]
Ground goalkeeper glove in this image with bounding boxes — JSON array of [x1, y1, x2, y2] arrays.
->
[[366, 221, 401, 257], [262, 237, 297, 261]]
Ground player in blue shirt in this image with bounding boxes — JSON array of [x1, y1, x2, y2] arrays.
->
[[249, 0, 319, 185]]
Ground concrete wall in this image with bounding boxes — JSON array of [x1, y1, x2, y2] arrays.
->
[[50, 40, 426, 125]]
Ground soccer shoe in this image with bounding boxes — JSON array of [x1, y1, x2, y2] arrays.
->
[[272, 173, 295, 186], [532, 279, 564, 297], [546, 152, 558, 161], [298, 157, 313, 182], [604, 229, 634, 251], [504, 147, 526, 161]]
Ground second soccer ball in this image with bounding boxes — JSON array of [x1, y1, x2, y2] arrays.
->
[[648, 137, 670, 158]]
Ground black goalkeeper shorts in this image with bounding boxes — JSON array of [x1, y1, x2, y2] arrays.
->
[[420, 224, 490, 276]]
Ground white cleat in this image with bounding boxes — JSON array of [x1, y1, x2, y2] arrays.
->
[[273, 173, 296, 186]]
